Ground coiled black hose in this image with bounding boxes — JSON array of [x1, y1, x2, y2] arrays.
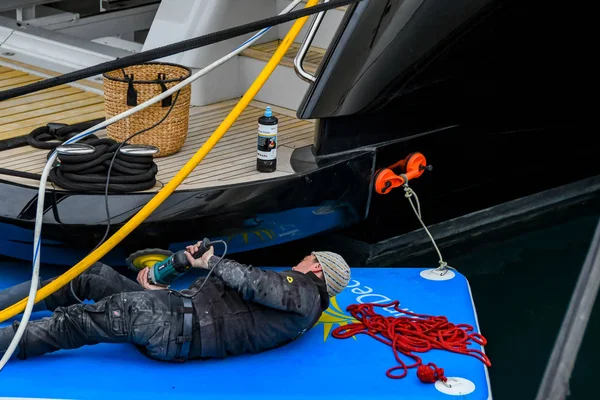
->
[[49, 138, 158, 193], [26, 119, 104, 149], [0, 119, 160, 192]]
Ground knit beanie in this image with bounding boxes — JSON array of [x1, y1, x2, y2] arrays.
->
[[312, 251, 351, 297]]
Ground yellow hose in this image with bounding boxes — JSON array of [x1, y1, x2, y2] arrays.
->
[[0, 0, 319, 323]]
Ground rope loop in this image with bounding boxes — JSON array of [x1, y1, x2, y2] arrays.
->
[[331, 301, 491, 382]]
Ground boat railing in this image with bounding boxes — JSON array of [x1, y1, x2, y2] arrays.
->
[[294, 0, 330, 83]]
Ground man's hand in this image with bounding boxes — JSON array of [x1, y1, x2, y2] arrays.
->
[[185, 240, 211, 257], [137, 267, 168, 290], [184, 244, 214, 269]]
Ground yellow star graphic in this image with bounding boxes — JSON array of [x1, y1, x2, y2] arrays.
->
[[227, 229, 275, 244], [315, 297, 358, 341]]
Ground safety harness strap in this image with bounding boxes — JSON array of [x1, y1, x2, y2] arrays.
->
[[175, 297, 194, 362]]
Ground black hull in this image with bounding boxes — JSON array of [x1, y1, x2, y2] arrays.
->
[[339, 123, 597, 244], [0, 0, 593, 267], [297, 0, 594, 243], [1, 123, 597, 268], [0, 147, 374, 266]]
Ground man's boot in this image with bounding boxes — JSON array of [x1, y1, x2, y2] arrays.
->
[[0, 322, 19, 359], [0, 281, 47, 312]]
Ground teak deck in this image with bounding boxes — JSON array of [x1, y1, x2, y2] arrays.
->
[[0, 62, 315, 191]]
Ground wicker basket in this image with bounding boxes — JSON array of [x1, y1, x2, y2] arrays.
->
[[103, 62, 192, 157]]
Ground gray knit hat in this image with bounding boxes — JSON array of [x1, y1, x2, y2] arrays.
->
[[312, 251, 351, 297]]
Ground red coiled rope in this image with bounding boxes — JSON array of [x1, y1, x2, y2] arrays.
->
[[331, 300, 491, 383]]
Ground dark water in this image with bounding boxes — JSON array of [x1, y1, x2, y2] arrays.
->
[[238, 199, 600, 399], [446, 213, 600, 400], [2, 204, 599, 399]]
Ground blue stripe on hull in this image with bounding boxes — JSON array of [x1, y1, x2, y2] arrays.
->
[[0, 202, 354, 266]]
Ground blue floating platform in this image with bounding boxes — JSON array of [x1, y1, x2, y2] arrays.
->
[[1, 263, 491, 399]]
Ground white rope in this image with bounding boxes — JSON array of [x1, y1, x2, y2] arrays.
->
[[0, 0, 304, 371], [403, 184, 455, 274]]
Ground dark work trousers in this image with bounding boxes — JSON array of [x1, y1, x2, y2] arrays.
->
[[16, 262, 195, 361]]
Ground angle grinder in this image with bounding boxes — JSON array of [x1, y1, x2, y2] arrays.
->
[[126, 238, 213, 286]]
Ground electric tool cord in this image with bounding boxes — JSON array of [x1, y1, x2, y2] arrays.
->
[[0, 0, 318, 370], [69, 90, 181, 304], [174, 240, 229, 299], [20, 0, 301, 306]]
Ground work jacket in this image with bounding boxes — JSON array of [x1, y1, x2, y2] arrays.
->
[[185, 257, 329, 359]]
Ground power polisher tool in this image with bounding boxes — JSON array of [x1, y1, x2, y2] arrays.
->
[[126, 238, 214, 286]]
